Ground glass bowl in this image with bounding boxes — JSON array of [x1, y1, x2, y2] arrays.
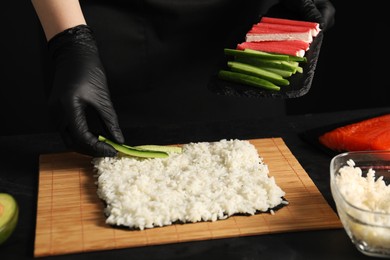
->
[[330, 151, 390, 258]]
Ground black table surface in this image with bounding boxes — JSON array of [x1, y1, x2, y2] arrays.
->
[[2, 107, 389, 260]]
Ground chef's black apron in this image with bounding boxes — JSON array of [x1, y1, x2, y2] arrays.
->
[[78, 0, 285, 135]]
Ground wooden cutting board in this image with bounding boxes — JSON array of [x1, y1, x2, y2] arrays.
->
[[34, 138, 342, 257]]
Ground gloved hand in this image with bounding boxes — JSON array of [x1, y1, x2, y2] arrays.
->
[[281, 0, 335, 31], [47, 25, 124, 157]]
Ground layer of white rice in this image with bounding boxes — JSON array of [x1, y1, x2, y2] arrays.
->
[[92, 139, 286, 230]]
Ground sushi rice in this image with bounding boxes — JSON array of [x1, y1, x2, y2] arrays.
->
[[92, 139, 286, 230], [334, 159, 390, 249]]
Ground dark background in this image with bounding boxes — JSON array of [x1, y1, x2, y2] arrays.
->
[[1, 1, 387, 136]]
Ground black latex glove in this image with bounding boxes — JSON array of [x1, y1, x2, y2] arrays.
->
[[281, 0, 335, 31], [47, 25, 124, 157]]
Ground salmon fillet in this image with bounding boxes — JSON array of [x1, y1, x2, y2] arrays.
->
[[319, 114, 390, 152]]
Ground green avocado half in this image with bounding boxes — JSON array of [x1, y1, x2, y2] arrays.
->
[[0, 193, 19, 245]]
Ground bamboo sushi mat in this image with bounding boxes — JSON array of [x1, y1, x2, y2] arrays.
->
[[34, 137, 342, 257]]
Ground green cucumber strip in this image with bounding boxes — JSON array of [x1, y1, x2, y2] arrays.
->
[[286, 55, 307, 62], [228, 61, 289, 86], [131, 144, 182, 154], [224, 48, 289, 61], [294, 66, 303, 73], [218, 70, 280, 91], [244, 48, 307, 62], [98, 136, 169, 158], [280, 61, 302, 73], [243, 49, 290, 60], [288, 61, 299, 67], [243, 48, 307, 62], [235, 57, 297, 72], [262, 67, 293, 78], [285, 61, 303, 73]]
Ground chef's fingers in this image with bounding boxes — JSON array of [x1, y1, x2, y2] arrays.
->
[[88, 70, 125, 146], [313, 0, 335, 31], [67, 102, 118, 157], [299, 0, 325, 28]]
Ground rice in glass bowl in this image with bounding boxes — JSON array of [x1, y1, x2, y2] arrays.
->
[[330, 151, 390, 258]]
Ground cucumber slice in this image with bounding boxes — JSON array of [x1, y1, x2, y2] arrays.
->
[[261, 67, 293, 78], [280, 61, 302, 73], [224, 48, 289, 61], [218, 70, 280, 91], [98, 136, 169, 158], [295, 67, 303, 73], [286, 55, 307, 63], [287, 61, 299, 67], [228, 61, 289, 86], [244, 48, 307, 63], [132, 145, 182, 154], [235, 57, 297, 72], [0, 193, 18, 245]]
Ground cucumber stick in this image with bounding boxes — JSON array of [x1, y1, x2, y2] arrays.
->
[[262, 67, 293, 78], [131, 144, 182, 154], [228, 61, 289, 86], [220, 47, 306, 91], [279, 61, 301, 74], [243, 48, 307, 63], [235, 57, 297, 73], [218, 70, 280, 91], [285, 61, 303, 73], [237, 49, 304, 73], [98, 135, 169, 158], [224, 48, 289, 61], [283, 61, 303, 73]]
